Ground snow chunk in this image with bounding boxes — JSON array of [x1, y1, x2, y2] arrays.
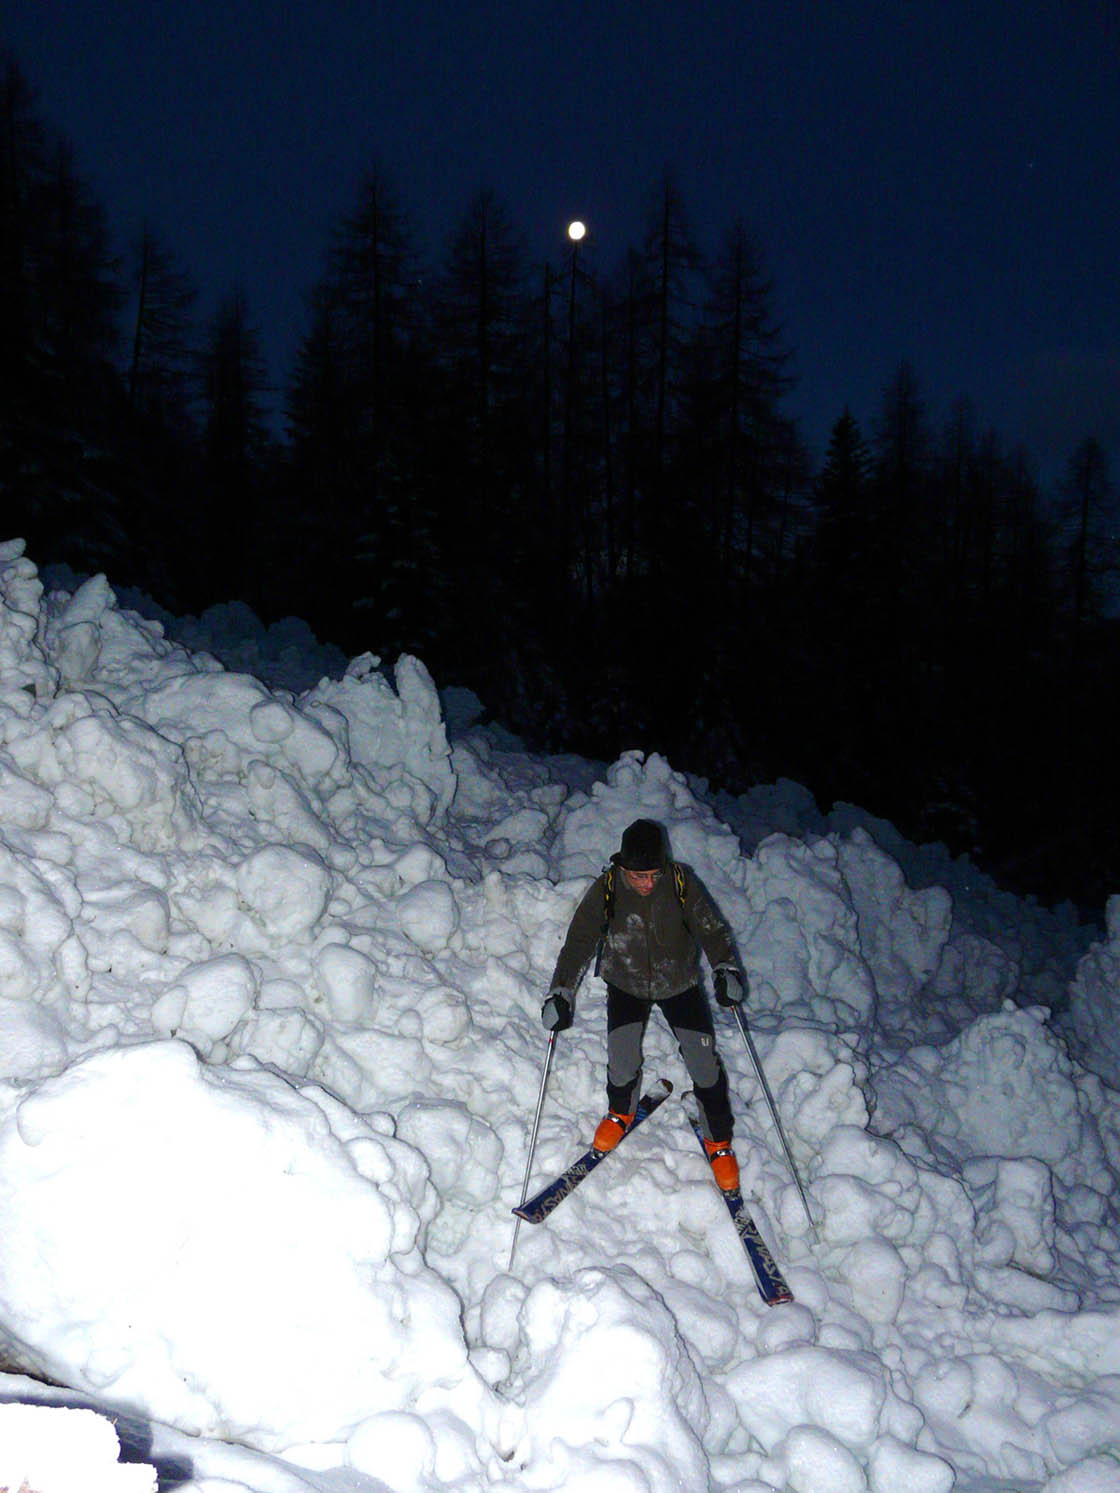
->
[[151, 953, 258, 1055], [967, 1155, 1057, 1274], [234, 1004, 324, 1076], [314, 941, 377, 1021], [235, 844, 333, 938], [868, 1434, 955, 1493], [836, 1236, 908, 1324], [766, 1423, 867, 1493], [397, 878, 460, 953], [1042, 1454, 1120, 1491]]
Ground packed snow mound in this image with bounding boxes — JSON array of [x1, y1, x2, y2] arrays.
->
[[502, 1266, 713, 1491], [1061, 894, 1120, 1089], [874, 1002, 1111, 1177], [0, 1039, 491, 1461], [0, 1403, 156, 1493], [41, 563, 351, 693], [717, 781, 1092, 1023], [3, 538, 1120, 1492]]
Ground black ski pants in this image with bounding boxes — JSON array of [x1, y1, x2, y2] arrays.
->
[[605, 982, 734, 1142]]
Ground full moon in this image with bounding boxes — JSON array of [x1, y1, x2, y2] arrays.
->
[[567, 220, 587, 242]]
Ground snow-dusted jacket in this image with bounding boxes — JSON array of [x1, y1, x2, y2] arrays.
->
[[550, 861, 737, 1003]]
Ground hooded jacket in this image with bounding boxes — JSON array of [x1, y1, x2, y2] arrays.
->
[[549, 861, 737, 1002]]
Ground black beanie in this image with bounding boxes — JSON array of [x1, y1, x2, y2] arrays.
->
[[614, 818, 666, 871]]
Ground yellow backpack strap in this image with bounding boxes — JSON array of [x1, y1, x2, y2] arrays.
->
[[602, 865, 615, 930], [673, 862, 686, 906], [594, 866, 614, 977]]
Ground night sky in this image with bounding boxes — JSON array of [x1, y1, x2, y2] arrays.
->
[[5, 0, 1118, 477]]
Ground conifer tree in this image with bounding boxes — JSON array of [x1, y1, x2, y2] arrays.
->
[[37, 137, 121, 388], [999, 447, 1053, 650], [1057, 436, 1116, 646], [281, 284, 359, 633], [198, 288, 270, 606], [694, 219, 794, 591], [127, 222, 198, 433], [433, 188, 535, 673], [0, 57, 120, 407], [0, 51, 47, 392], [812, 409, 872, 567], [304, 164, 429, 656], [634, 171, 701, 579], [0, 55, 128, 576]]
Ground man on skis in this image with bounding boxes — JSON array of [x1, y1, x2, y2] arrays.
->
[[542, 818, 747, 1190]]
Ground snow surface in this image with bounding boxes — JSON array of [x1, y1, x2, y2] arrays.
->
[[2, 536, 1120, 1492], [0, 1403, 155, 1493]]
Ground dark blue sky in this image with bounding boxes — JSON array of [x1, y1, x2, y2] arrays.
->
[[5, 0, 1118, 477]]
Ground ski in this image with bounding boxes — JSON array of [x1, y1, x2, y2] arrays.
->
[[682, 1090, 794, 1307], [513, 1078, 673, 1224]]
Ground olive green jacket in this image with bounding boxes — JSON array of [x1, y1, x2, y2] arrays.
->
[[550, 862, 737, 1003]]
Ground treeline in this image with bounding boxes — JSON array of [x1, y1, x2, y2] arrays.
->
[[2, 50, 1118, 909]]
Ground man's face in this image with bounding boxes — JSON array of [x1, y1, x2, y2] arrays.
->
[[622, 867, 660, 897]]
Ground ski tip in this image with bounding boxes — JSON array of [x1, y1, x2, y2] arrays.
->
[[511, 1206, 540, 1224], [767, 1288, 796, 1307]]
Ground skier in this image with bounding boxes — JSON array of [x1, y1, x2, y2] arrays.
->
[[542, 817, 746, 1190]]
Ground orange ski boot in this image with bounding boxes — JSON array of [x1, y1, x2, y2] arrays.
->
[[703, 1137, 740, 1192], [593, 1110, 636, 1152]]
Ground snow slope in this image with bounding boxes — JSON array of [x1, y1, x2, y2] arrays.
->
[[2, 537, 1119, 1492]]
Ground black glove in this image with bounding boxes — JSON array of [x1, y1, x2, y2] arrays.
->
[[714, 967, 745, 1008], [541, 988, 574, 1031]]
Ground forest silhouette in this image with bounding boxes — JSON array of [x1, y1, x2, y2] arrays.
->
[[2, 49, 1117, 912]]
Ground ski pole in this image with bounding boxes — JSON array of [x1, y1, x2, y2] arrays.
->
[[732, 1005, 819, 1242], [509, 1030, 558, 1271]]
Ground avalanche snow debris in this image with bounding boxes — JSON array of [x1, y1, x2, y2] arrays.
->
[[1, 540, 1119, 1492]]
